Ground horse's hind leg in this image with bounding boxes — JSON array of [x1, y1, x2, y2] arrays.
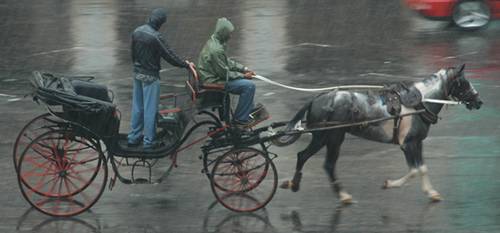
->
[[280, 132, 326, 192], [324, 130, 353, 204]]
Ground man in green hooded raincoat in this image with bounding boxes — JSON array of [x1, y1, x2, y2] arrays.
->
[[197, 17, 258, 127]]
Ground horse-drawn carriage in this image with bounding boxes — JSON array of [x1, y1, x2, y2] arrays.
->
[[13, 66, 298, 217], [14, 64, 483, 217]]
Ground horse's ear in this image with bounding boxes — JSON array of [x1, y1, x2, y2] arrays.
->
[[458, 64, 466, 73]]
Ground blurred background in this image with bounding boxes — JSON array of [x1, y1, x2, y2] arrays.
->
[[1, 1, 499, 232]]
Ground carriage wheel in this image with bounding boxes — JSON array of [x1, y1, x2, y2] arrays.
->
[[210, 148, 277, 212], [202, 148, 231, 180], [269, 123, 301, 147], [18, 129, 103, 197], [270, 134, 301, 147], [13, 113, 60, 172], [211, 148, 268, 193], [198, 121, 229, 179], [17, 130, 107, 217]]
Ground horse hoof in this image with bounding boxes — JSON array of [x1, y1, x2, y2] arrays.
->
[[341, 198, 353, 205], [341, 198, 354, 205], [280, 180, 292, 190], [382, 180, 391, 189], [339, 192, 354, 205], [429, 191, 442, 202]]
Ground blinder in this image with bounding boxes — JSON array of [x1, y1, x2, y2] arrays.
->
[[447, 75, 478, 105]]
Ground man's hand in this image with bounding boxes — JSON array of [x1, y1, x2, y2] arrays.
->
[[244, 71, 256, 79]]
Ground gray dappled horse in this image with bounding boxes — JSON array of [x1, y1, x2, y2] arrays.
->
[[280, 64, 483, 203]]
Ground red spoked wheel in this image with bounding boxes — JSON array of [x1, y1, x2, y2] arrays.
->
[[13, 113, 61, 172], [210, 147, 277, 212], [17, 130, 107, 217]]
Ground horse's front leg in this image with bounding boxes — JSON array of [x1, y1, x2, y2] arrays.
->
[[384, 116, 420, 188], [418, 164, 442, 202], [383, 168, 418, 188], [391, 140, 442, 202]]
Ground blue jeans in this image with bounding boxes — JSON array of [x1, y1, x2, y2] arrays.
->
[[225, 79, 255, 122], [128, 78, 160, 146]]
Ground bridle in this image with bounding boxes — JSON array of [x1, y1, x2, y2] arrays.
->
[[446, 70, 478, 105]]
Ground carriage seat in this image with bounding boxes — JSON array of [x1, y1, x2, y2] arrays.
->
[[185, 65, 227, 109], [71, 79, 112, 103], [197, 83, 227, 109], [200, 83, 225, 90], [157, 103, 188, 139], [31, 71, 119, 137]]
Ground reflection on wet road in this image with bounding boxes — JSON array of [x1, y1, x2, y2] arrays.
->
[[1, 0, 499, 232]]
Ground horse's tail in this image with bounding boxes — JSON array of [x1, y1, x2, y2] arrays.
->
[[286, 101, 312, 131]]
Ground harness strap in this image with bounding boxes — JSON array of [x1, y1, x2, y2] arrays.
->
[[389, 102, 437, 145], [393, 116, 402, 144], [416, 103, 439, 124], [286, 109, 426, 134]]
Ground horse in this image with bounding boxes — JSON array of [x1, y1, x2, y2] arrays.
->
[[280, 64, 483, 204]]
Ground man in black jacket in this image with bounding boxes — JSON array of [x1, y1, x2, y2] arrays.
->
[[128, 8, 193, 149]]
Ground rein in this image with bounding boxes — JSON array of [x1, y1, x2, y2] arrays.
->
[[253, 75, 384, 92], [253, 75, 463, 105], [422, 99, 461, 105]]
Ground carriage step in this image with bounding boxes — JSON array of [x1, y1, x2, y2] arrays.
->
[[113, 135, 177, 158], [133, 178, 150, 184]]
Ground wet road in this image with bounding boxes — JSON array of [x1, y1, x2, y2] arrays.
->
[[1, 0, 500, 232]]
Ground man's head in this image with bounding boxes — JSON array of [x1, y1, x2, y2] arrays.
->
[[214, 17, 234, 43], [148, 8, 167, 30]]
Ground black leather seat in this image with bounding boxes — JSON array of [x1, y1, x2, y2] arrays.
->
[[71, 79, 112, 102]]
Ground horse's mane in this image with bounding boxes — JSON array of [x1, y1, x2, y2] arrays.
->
[[420, 69, 448, 87], [381, 69, 448, 90]]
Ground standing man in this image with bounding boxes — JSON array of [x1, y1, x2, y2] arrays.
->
[[128, 8, 193, 149], [197, 17, 260, 128]]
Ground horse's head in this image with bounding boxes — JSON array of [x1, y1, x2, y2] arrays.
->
[[447, 64, 483, 110]]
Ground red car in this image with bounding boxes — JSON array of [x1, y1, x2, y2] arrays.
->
[[405, 0, 500, 29]]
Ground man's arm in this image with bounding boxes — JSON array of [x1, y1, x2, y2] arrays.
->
[[212, 49, 243, 81], [227, 58, 246, 73], [157, 35, 189, 68]]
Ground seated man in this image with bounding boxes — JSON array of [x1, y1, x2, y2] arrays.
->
[[197, 17, 265, 128]]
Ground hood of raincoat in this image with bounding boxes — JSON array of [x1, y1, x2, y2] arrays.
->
[[213, 17, 234, 43], [197, 17, 245, 84], [147, 8, 167, 30]]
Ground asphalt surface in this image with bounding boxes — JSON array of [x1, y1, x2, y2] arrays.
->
[[1, 1, 500, 232]]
